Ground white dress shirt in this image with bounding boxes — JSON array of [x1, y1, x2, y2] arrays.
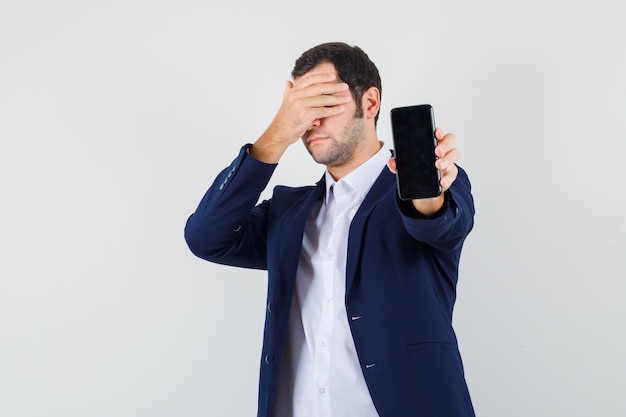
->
[[273, 143, 390, 417]]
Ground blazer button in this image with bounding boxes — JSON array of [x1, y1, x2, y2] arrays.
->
[[267, 303, 272, 312], [265, 354, 271, 365]]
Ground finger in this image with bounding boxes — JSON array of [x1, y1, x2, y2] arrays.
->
[[305, 91, 352, 108], [282, 80, 294, 98], [307, 103, 348, 120], [386, 157, 397, 174], [293, 72, 339, 89], [435, 132, 457, 158], [285, 85, 350, 115], [291, 91, 351, 125], [283, 88, 350, 128], [292, 72, 349, 95], [436, 147, 461, 170], [439, 163, 458, 192], [297, 82, 350, 100]]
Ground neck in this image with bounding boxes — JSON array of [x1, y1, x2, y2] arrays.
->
[[327, 135, 382, 181]]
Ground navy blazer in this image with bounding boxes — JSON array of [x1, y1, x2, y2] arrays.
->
[[185, 145, 476, 417]]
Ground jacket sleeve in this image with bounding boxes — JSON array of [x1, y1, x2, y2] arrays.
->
[[396, 165, 475, 253], [184, 144, 277, 270]]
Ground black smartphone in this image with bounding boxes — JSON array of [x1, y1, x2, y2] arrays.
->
[[390, 104, 441, 200]]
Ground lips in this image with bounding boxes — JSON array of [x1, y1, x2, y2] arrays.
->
[[307, 135, 328, 145]]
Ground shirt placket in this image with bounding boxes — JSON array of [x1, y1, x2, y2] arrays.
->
[[314, 185, 336, 416]]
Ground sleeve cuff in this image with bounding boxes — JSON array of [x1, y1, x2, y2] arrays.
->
[[396, 190, 452, 220]]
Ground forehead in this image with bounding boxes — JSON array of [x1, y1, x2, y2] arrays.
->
[[296, 61, 338, 79]]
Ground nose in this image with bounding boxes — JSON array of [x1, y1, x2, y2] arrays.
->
[[307, 118, 321, 130]]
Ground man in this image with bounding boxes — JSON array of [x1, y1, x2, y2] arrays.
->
[[185, 42, 476, 417]]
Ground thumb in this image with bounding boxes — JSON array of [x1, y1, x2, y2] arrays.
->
[[283, 80, 294, 98], [386, 157, 397, 174]]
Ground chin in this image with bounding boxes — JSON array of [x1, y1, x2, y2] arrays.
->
[[309, 152, 327, 165], [306, 144, 326, 161]]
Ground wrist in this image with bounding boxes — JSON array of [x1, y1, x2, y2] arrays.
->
[[250, 130, 290, 164], [411, 193, 445, 217]]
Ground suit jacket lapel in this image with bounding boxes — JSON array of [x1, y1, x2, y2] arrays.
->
[[272, 177, 326, 301], [345, 168, 396, 295]]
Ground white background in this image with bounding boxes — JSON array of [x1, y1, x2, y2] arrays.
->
[[1, 1, 625, 416]]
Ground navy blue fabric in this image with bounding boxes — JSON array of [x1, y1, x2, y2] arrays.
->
[[185, 145, 476, 417]]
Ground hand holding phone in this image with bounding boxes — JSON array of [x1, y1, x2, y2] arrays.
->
[[390, 104, 441, 200]]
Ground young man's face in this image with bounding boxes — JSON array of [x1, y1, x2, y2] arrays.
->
[[299, 62, 366, 168]]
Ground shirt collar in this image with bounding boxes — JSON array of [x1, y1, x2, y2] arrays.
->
[[324, 141, 391, 204]]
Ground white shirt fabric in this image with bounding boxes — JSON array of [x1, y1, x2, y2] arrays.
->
[[273, 143, 390, 417]]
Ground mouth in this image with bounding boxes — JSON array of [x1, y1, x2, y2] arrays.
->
[[306, 135, 328, 146]]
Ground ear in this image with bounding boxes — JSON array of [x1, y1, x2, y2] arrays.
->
[[362, 87, 381, 120]]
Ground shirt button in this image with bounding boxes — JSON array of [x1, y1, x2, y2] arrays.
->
[[328, 297, 334, 303], [320, 341, 326, 347], [319, 388, 326, 394]]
